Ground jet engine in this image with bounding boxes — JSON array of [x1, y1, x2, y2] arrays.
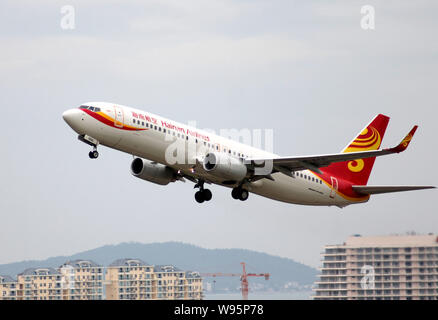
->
[[131, 158, 176, 185], [202, 152, 247, 183]]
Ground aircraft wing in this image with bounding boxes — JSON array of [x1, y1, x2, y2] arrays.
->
[[247, 126, 418, 175], [352, 185, 435, 195]]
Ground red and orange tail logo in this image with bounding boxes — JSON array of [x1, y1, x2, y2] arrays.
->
[[322, 114, 390, 185]]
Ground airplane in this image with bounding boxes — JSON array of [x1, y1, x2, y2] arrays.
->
[[62, 102, 435, 208]]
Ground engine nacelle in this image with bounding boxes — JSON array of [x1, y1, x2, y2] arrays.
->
[[131, 158, 175, 185], [203, 152, 247, 183]]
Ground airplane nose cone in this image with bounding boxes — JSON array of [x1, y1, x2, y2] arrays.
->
[[62, 109, 83, 132], [62, 109, 76, 122]]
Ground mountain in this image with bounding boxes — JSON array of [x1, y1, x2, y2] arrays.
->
[[0, 242, 317, 292]]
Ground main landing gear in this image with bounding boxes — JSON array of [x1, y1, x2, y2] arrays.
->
[[231, 187, 249, 201], [194, 180, 212, 203], [193, 181, 249, 203]]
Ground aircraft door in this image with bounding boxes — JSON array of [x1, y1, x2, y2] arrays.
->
[[114, 106, 124, 128], [330, 176, 338, 199]]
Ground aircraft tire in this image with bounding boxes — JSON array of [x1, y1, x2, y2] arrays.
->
[[195, 191, 205, 203], [203, 189, 212, 201], [239, 189, 249, 201], [231, 188, 240, 199]]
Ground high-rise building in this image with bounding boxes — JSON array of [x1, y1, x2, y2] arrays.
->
[[0, 275, 17, 300], [105, 258, 203, 300], [313, 234, 438, 300]]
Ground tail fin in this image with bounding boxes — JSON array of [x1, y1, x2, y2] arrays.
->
[[321, 114, 390, 185]]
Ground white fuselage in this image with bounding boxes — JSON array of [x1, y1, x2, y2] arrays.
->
[[63, 102, 365, 207]]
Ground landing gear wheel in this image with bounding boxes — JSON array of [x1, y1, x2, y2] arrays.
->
[[202, 189, 212, 201], [239, 189, 249, 201], [89, 150, 99, 159], [231, 187, 249, 201], [195, 191, 205, 203], [231, 188, 240, 199]]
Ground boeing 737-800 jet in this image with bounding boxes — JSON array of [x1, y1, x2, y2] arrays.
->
[[63, 102, 434, 207]]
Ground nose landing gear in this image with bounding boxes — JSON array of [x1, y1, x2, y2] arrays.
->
[[78, 135, 100, 159]]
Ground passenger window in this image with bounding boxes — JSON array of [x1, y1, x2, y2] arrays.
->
[[154, 126, 157, 130], [178, 133, 180, 138], [186, 136, 188, 140], [158, 127, 161, 132], [229, 150, 231, 154], [142, 122, 145, 126], [163, 128, 166, 133], [146, 123, 149, 128]]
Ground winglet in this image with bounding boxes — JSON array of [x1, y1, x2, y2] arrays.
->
[[391, 125, 418, 153]]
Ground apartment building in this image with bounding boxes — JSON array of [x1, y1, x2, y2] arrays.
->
[[313, 234, 438, 300], [16, 268, 63, 300], [0, 275, 17, 300], [106, 258, 203, 300], [0, 260, 104, 300], [59, 260, 104, 300], [154, 265, 203, 300]]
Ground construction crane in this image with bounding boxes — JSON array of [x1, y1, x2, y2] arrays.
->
[[201, 262, 270, 300]]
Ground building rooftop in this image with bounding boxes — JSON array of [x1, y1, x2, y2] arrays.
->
[[185, 271, 201, 279], [18, 268, 60, 276], [60, 259, 101, 269], [109, 258, 150, 267], [154, 265, 182, 273], [325, 234, 438, 248], [0, 275, 16, 283]]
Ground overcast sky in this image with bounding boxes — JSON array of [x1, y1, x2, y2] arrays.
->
[[0, 0, 437, 268]]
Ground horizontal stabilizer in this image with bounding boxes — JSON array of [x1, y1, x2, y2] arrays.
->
[[352, 185, 435, 195]]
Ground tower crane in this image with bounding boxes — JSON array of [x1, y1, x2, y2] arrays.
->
[[201, 262, 270, 300]]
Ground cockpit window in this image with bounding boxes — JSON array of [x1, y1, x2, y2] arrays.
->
[[79, 105, 101, 112]]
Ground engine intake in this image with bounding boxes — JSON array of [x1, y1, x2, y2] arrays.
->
[[202, 152, 247, 183], [131, 158, 175, 185]]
